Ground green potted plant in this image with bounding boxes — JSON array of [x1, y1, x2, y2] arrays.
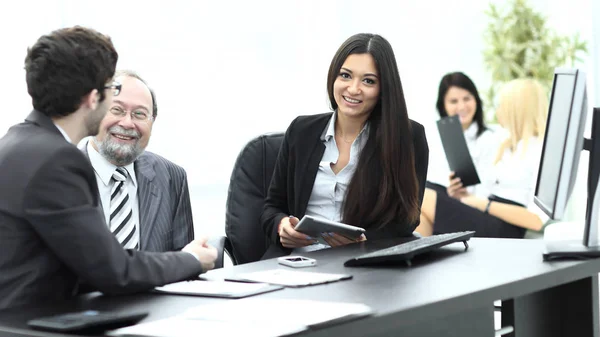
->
[[482, 0, 588, 117]]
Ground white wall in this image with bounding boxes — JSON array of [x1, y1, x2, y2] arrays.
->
[[0, 0, 596, 237]]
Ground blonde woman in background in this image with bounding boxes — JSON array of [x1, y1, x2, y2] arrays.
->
[[416, 78, 549, 238]]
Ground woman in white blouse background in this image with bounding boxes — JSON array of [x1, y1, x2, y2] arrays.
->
[[416, 78, 549, 238], [426, 72, 499, 198]]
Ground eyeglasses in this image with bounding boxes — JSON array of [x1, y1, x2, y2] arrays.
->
[[109, 106, 154, 122], [104, 81, 122, 96]]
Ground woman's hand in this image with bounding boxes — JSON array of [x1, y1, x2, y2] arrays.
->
[[279, 216, 317, 248], [447, 171, 468, 199], [321, 233, 367, 247]]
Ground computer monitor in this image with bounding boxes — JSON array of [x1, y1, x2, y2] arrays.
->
[[534, 69, 587, 220], [534, 68, 600, 259]]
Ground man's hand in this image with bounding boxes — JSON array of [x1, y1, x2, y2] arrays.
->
[[279, 216, 316, 248], [447, 171, 468, 199], [183, 237, 218, 272]]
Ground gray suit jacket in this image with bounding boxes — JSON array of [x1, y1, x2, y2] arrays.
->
[[0, 111, 203, 310], [82, 142, 195, 252]]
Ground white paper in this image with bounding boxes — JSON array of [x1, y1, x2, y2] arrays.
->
[[233, 269, 350, 287], [182, 298, 373, 328], [108, 317, 303, 337], [154, 280, 273, 296], [108, 298, 372, 337]]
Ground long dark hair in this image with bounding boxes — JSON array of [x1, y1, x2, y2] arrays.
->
[[327, 33, 419, 229], [436, 72, 487, 137]]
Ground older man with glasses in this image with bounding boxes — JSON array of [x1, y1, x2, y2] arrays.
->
[[81, 70, 196, 253], [0, 27, 216, 311]]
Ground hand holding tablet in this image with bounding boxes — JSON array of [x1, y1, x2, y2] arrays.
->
[[278, 216, 317, 248], [294, 215, 366, 246]]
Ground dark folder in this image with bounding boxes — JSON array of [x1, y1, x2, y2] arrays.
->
[[436, 115, 480, 187]]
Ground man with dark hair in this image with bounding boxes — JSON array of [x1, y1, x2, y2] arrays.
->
[[81, 70, 194, 252], [0, 26, 216, 310]]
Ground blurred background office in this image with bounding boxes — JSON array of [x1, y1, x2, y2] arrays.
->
[[0, 0, 597, 238]]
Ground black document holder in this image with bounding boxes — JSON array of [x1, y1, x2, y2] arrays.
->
[[436, 116, 480, 187]]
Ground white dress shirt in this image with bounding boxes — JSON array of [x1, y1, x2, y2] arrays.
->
[[86, 141, 141, 243], [305, 112, 369, 221], [427, 121, 500, 198], [294, 113, 369, 253], [463, 123, 501, 197], [53, 123, 72, 143]]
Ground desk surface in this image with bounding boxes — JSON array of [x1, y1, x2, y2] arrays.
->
[[1, 238, 599, 337]]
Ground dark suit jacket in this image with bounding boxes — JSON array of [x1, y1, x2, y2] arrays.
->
[[82, 142, 194, 252], [0, 111, 203, 310], [260, 112, 429, 259]]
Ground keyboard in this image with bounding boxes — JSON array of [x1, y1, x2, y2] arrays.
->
[[344, 231, 475, 267]]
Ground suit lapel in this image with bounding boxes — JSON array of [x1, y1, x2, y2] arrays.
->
[[79, 139, 106, 218], [296, 116, 329, 217], [135, 155, 161, 250], [298, 141, 325, 216], [80, 139, 91, 159]]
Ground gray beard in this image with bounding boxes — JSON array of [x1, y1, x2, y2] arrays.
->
[[94, 134, 144, 166]]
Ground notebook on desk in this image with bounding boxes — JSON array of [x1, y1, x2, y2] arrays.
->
[[344, 231, 476, 267], [153, 280, 283, 298]]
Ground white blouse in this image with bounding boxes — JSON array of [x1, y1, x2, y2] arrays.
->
[[427, 122, 500, 198], [483, 136, 549, 223], [294, 113, 368, 253], [305, 112, 369, 222], [463, 123, 501, 197]]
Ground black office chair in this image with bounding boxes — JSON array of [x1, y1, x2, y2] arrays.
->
[[211, 132, 284, 266]]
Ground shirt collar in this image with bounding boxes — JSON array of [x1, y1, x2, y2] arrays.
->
[[53, 123, 72, 143], [87, 140, 137, 187], [321, 112, 370, 142]]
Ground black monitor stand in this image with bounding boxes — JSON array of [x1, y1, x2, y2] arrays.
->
[[544, 107, 600, 260]]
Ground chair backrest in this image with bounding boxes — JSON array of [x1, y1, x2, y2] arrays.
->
[[225, 132, 284, 264]]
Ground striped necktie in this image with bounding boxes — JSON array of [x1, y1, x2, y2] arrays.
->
[[110, 167, 139, 249]]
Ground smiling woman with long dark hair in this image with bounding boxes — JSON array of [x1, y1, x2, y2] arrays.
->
[[260, 33, 429, 259], [426, 72, 500, 199]]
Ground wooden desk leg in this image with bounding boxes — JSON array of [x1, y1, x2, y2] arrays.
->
[[502, 275, 599, 337]]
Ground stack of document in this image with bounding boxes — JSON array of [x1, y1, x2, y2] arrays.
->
[[108, 298, 373, 337]]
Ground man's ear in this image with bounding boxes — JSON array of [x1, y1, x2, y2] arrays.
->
[[81, 89, 100, 111]]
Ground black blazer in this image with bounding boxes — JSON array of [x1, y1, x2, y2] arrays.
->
[[0, 111, 203, 310], [260, 112, 429, 259]]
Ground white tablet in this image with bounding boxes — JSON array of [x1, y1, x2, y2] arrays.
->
[[294, 215, 365, 239]]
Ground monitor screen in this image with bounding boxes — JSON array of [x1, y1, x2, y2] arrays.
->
[[534, 69, 587, 220]]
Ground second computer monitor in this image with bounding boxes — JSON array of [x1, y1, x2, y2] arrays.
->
[[534, 68, 587, 220]]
